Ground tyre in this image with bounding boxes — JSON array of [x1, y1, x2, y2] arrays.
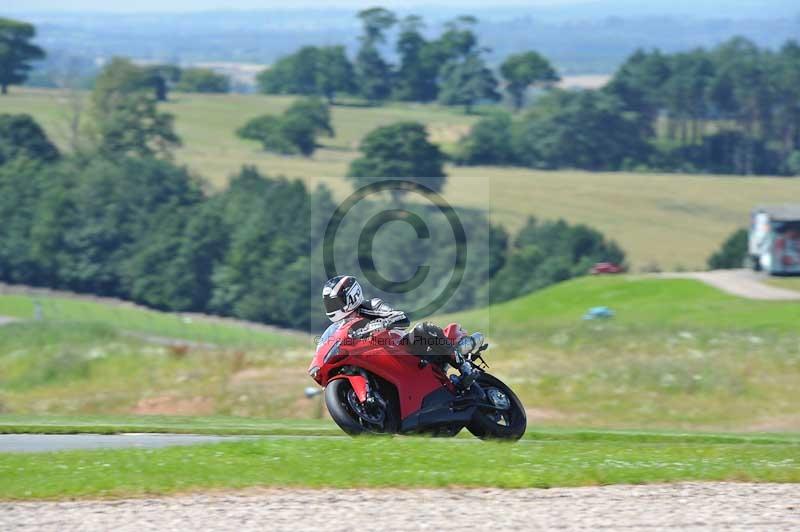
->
[[466, 373, 527, 441], [324, 378, 397, 436]]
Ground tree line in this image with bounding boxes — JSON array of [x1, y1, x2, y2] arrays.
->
[[0, 17, 230, 98], [0, 54, 624, 330], [0, 126, 624, 329], [456, 38, 800, 176], [256, 8, 557, 112]]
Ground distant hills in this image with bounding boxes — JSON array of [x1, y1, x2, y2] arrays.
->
[[12, 2, 800, 76]]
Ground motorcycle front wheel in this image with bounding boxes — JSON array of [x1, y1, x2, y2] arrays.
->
[[324, 378, 397, 436], [466, 373, 527, 441]]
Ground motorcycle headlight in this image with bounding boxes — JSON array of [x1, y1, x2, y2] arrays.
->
[[323, 340, 345, 364], [456, 335, 475, 356]]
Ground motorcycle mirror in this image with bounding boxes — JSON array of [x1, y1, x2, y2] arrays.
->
[[470, 332, 485, 349], [456, 335, 476, 356], [304, 387, 323, 398]]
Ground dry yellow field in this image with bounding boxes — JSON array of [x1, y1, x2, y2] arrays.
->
[[3, 87, 800, 270]]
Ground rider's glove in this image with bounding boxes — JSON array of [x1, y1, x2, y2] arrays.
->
[[351, 319, 389, 339]]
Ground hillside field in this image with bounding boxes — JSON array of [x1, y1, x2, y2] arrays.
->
[[4, 88, 800, 270], [2, 276, 799, 431]]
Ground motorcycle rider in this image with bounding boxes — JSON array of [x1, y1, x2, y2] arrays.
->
[[322, 275, 478, 388]]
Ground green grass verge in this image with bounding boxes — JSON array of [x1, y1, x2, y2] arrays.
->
[[435, 276, 800, 429], [2, 415, 799, 445], [0, 293, 306, 348], [0, 321, 315, 419], [3, 277, 800, 428], [1, 435, 798, 499], [0, 415, 339, 436], [451, 276, 800, 335]]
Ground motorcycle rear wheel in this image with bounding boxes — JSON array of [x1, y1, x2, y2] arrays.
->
[[325, 378, 397, 436], [466, 373, 527, 441]]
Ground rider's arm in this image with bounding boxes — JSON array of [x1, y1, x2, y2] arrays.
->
[[359, 298, 410, 329]]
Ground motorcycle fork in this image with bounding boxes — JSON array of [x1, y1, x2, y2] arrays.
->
[[344, 366, 388, 412]]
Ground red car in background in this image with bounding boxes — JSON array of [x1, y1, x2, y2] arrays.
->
[[590, 262, 626, 274]]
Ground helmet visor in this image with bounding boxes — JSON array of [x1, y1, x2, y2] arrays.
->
[[324, 293, 348, 316]]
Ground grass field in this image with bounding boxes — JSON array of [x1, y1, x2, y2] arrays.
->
[[3, 88, 800, 270], [0, 289, 310, 419], [0, 291, 306, 348], [455, 275, 800, 334], [0, 321, 313, 418], [443, 276, 800, 430], [2, 276, 799, 500], [2, 276, 800, 430], [1, 432, 798, 499]]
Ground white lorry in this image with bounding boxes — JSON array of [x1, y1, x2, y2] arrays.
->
[[749, 205, 800, 275]]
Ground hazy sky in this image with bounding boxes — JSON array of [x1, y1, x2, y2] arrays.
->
[[7, 0, 587, 12]]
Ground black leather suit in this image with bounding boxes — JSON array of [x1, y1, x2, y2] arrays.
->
[[355, 299, 452, 364]]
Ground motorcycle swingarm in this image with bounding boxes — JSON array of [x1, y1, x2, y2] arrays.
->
[[446, 386, 510, 413], [399, 388, 476, 433], [400, 406, 475, 434]]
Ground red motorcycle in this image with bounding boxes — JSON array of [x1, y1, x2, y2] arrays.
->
[[308, 316, 526, 440]]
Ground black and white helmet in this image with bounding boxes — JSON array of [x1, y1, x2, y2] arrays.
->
[[322, 275, 364, 322]]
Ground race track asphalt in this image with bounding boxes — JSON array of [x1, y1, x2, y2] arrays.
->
[[0, 433, 246, 453]]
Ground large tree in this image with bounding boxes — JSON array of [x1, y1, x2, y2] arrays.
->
[[316, 46, 356, 103], [394, 15, 439, 102], [500, 51, 559, 110], [208, 167, 314, 328], [257, 46, 354, 103], [56, 156, 203, 297], [0, 114, 59, 165], [486, 217, 625, 304], [92, 58, 156, 115], [605, 49, 671, 136], [661, 50, 715, 144], [237, 98, 329, 157], [347, 121, 446, 192], [455, 112, 515, 165], [0, 18, 45, 95], [175, 67, 229, 94], [355, 45, 394, 103], [436, 16, 479, 59], [238, 115, 294, 154], [707, 38, 774, 174], [512, 90, 650, 171], [355, 7, 396, 103], [772, 40, 800, 160], [91, 58, 181, 158], [285, 97, 333, 137], [438, 51, 500, 113], [146, 64, 181, 101], [357, 7, 397, 45]]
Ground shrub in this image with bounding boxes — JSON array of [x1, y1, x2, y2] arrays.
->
[[176, 68, 230, 93], [454, 112, 515, 166], [707, 228, 748, 270]]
